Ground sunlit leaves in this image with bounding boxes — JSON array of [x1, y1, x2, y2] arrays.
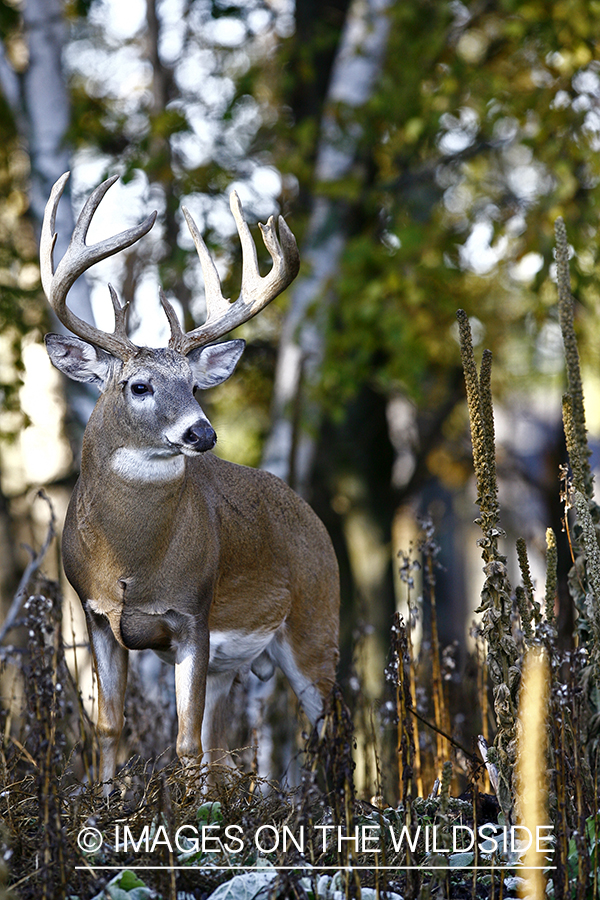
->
[[309, 0, 600, 415]]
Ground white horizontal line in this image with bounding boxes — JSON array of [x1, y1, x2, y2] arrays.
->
[[75, 865, 557, 871]]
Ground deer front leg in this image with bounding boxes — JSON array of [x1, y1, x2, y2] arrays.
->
[[174, 631, 209, 769], [85, 607, 128, 794]]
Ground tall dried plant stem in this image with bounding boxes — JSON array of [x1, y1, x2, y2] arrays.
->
[[562, 394, 587, 498], [397, 550, 422, 796], [479, 644, 490, 793], [427, 555, 450, 772], [516, 538, 540, 633], [396, 635, 408, 801], [419, 519, 451, 776], [457, 309, 518, 822], [544, 529, 558, 625], [572, 492, 600, 655], [555, 217, 593, 499], [404, 610, 423, 798], [555, 218, 600, 771], [393, 614, 416, 804]]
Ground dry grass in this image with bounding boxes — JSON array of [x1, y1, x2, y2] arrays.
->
[[1, 550, 593, 900]]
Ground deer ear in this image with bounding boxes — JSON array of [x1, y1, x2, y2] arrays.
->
[[44, 334, 113, 389], [187, 339, 245, 389]]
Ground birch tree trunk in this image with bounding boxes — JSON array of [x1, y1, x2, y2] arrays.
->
[[18, 0, 96, 430], [261, 0, 392, 493], [0, 2, 97, 432], [21, 0, 94, 327]]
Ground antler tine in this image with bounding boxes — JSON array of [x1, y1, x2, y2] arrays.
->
[[231, 191, 300, 304], [182, 206, 231, 314], [172, 192, 300, 355], [40, 172, 70, 298], [107, 283, 131, 342], [41, 172, 157, 359], [159, 287, 186, 346]]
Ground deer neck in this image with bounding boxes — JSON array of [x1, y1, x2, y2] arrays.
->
[[79, 397, 190, 528], [71, 401, 214, 603]]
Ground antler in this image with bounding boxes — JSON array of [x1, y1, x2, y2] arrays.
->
[[40, 172, 157, 359], [41, 175, 299, 358], [165, 192, 300, 355]]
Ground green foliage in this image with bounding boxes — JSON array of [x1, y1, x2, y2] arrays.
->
[[0, 100, 46, 435], [312, 0, 600, 414], [68, 87, 131, 157], [562, 815, 600, 898], [91, 871, 153, 900], [196, 800, 223, 825], [0, 1, 19, 43], [16, 0, 600, 478], [3, 0, 600, 457]]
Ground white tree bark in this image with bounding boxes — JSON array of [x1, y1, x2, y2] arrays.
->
[[261, 0, 392, 493], [21, 0, 94, 326], [20, 0, 96, 422]]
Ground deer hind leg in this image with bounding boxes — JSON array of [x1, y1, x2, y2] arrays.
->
[[201, 672, 237, 772], [85, 608, 129, 794], [270, 636, 329, 726]]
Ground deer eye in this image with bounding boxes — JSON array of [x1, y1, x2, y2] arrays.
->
[[131, 382, 153, 396]]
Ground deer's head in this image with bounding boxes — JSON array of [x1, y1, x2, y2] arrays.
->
[[42, 174, 299, 463]]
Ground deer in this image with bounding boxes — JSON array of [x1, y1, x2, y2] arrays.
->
[[41, 172, 339, 792]]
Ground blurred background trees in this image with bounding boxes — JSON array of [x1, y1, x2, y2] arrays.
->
[[1, 0, 600, 785]]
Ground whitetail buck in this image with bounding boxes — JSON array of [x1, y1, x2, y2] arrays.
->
[[41, 173, 339, 791]]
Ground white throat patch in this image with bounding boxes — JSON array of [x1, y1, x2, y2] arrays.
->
[[111, 447, 185, 482]]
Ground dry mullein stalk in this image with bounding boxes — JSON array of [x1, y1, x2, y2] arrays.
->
[[456, 311, 497, 533], [562, 393, 587, 497], [544, 528, 558, 625], [478, 348, 500, 524], [456, 312, 487, 501], [457, 309, 519, 823], [516, 537, 541, 633], [555, 217, 593, 499], [456, 312, 503, 553], [560, 432, 593, 647], [515, 585, 533, 641], [554, 219, 600, 768], [572, 492, 600, 651], [552, 221, 600, 794]]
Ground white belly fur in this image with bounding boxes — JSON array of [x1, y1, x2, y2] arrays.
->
[[209, 630, 324, 723], [208, 629, 275, 674], [158, 629, 323, 726]]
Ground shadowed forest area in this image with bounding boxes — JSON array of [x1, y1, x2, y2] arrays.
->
[[2, 1, 600, 897]]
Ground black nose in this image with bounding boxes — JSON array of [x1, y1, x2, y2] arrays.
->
[[183, 422, 216, 451]]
